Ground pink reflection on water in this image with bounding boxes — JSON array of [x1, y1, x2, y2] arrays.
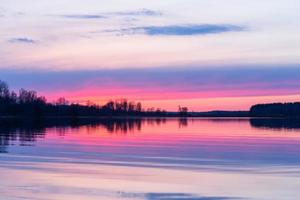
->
[[33, 119, 300, 167], [1, 118, 300, 200]]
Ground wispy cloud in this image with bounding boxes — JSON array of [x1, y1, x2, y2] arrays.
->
[[58, 9, 161, 20], [119, 192, 242, 200], [144, 192, 241, 200], [61, 14, 105, 19], [0, 7, 6, 17], [117, 24, 245, 36], [8, 37, 37, 44], [111, 8, 162, 17]]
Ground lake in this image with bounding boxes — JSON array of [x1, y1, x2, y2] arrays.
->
[[0, 118, 300, 200]]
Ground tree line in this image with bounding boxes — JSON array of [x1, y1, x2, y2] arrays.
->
[[2, 79, 299, 118], [0, 80, 169, 117], [250, 103, 300, 117]]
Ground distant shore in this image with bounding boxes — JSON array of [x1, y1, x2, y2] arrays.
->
[[1, 80, 300, 118]]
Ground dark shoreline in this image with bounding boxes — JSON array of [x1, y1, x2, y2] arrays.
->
[[0, 110, 250, 119], [1, 115, 300, 119]]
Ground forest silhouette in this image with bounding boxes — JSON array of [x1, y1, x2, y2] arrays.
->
[[0, 80, 300, 118], [0, 80, 170, 117]]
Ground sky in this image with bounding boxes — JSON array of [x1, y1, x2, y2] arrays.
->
[[0, 0, 300, 111]]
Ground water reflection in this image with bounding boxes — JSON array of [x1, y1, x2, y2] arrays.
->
[[0, 119, 45, 153], [250, 118, 300, 130], [0, 118, 300, 167], [178, 117, 189, 128], [1, 118, 300, 152], [0, 118, 168, 152], [1, 118, 300, 200]]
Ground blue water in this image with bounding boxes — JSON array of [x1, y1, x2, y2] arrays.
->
[[0, 118, 300, 200]]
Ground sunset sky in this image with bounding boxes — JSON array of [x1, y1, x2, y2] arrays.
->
[[1, 0, 300, 111]]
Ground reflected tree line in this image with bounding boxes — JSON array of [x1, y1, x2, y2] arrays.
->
[[0, 118, 46, 153], [0, 117, 170, 153], [250, 118, 300, 130], [1, 117, 300, 153]]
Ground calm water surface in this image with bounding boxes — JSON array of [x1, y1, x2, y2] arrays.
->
[[1, 118, 300, 200]]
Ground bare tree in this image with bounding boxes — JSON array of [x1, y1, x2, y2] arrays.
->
[[56, 97, 69, 105]]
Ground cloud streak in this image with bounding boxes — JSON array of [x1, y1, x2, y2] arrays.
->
[[8, 37, 37, 44], [59, 9, 161, 20], [61, 14, 105, 19], [0, 7, 7, 18], [115, 24, 245, 36], [111, 8, 162, 16], [144, 192, 240, 200]]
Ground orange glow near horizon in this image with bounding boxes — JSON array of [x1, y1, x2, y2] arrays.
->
[[42, 91, 300, 111]]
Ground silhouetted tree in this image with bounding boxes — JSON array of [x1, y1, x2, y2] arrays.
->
[[136, 102, 142, 112], [178, 106, 189, 116], [56, 97, 69, 106], [0, 80, 9, 98]]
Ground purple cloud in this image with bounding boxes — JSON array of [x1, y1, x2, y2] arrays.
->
[[8, 37, 37, 44], [111, 24, 245, 36], [61, 14, 105, 19]]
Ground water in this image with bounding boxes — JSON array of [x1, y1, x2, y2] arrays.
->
[[0, 118, 300, 200]]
